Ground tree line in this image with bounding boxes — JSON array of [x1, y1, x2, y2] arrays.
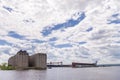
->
[[0, 63, 14, 70]]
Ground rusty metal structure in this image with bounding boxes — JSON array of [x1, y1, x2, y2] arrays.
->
[[72, 62, 96, 68], [8, 50, 47, 70]]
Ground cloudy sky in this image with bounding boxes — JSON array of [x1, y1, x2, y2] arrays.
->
[[0, 0, 120, 64]]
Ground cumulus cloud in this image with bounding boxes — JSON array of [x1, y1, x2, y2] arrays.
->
[[0, 0, 120, 64]]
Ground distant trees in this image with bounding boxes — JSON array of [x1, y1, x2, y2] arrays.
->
[[0, 63, 15, 70]]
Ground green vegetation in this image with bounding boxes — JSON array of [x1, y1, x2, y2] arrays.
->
[[0, 63, 15, 70]]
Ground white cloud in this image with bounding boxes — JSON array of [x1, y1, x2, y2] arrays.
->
[[0, 0, 120, 64]]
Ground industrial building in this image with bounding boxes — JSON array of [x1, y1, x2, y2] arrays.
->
[[29, 53, 47, 69], [72, 62, 97, 68], [8, 50, 47, 70]]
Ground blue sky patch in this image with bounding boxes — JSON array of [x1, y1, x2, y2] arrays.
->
[[86, 27, 93, 32], [3, 6, 13, 12], [54, 44, 72, 48], [0, 40, 11, 45], [8, 31, 25, 39], [108, 20, 120, 24], [112, 13, 119, 17], [42, 12, 86, 36], [50, 43, 72, 48], [31, 39, 46, 43], [116, 41, 120, 43], [3, 50, 10, 54], [108, 13, 120, 24], [112, 52, 120, 59], [49, 37, 58, 41], [79, 41, 87, 45]]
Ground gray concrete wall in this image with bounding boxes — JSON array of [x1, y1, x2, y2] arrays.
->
[[15, 54, 29, 68], [8, 50, 29, 69], [30, 53, 47, 69], [39, 54, 47, 68], [8, 56, 16, 67], [8, 50, 47, 70]]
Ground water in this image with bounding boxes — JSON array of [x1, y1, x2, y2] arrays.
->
[[0, 67, 120, 80]]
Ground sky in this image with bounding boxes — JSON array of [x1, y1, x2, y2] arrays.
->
[[0, 0, 120, 64]]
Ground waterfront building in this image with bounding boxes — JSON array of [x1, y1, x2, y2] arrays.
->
[[29, 53, 47, 69], [8, 50, 47, 70]]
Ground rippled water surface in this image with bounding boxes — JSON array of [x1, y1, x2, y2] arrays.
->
[[0, 67, 120, 80]]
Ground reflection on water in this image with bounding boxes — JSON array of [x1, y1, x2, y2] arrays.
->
[[0, 67, 120, 80]]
